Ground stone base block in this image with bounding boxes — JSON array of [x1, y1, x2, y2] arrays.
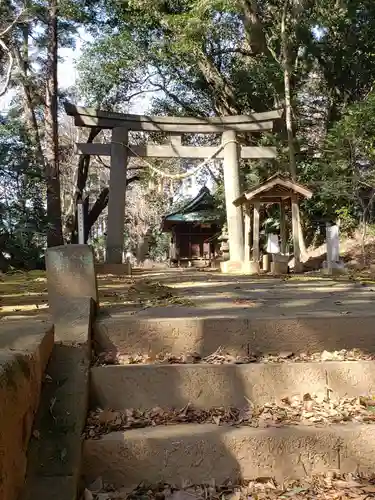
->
[[321, 267, 347, 277], [271, 261, 288, 275], [220, 260, 244, 274], [96, 262, 132, 276], [242, 260, 261, 274], [294, 261, 304, 273]]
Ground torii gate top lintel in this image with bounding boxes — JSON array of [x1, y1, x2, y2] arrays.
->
[[64, 102, 283, 133]]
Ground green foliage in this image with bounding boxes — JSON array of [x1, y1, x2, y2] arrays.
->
[[0, 117, 46, 270], [326, 90, 375, 164], [77, 32, 144, 107], [147, 228, 170, 260], [336, 207, 357, 236], [319, 89, 375, 225], [5, 0, 375, 267]]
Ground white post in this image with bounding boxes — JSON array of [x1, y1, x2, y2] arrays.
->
[[253, 201, 260, 262], [244, 205, 251, 262], [77, 200, 85, 244], [280, 202, 287, 254], [291, 194, 301, 269]]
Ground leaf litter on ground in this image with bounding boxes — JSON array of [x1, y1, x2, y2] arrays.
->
[[98, 279, 195, 308], [92, 346, 375, 367], [85, 392, 375, 439], [126, 281, 195, 308], [84, 472, 375, 499]]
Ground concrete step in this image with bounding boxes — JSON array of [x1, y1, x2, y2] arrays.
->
[[83, 423, 375, 488], [21, 297, 93, 500], [94, 312, 375, 358], [91, 361, 375, 410], [0, 319, 54, 500]]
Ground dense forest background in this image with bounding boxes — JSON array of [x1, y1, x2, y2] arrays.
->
[[1, 0, 375, 270]]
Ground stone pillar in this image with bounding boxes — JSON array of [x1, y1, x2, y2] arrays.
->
[[253, 201, 260, 262], [280, 202, 287, 254], [322, 223, 344, 275], [46, 244, 98, 320], [222, 130, 244, 262], [326, 223, 340, 269], [291, 194, 301, 269], [106, 127, 128, 264], [244, 205, 251, 262]]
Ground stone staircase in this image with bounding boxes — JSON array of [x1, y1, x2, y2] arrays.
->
[[82, 309, 375, 492]]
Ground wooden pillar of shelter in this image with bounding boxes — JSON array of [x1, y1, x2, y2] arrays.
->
[[291, 194, 302, 270], [106, 127, 128, 264], [222, 130, 244, 262], [253, 201, 260, 262], [244, 205, 251, 262], [170, 134, 182, 147], [280, 202, 287, 254]]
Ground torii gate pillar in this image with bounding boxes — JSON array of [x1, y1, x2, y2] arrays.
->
[[222, 130, 244, 264], [106, 127, 128, 263]]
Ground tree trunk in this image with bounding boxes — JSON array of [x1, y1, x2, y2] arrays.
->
[[281, 0, 306, 258], [68, 128, 101, 242], [281, 18, 297, 179], [12, 40, 45, 168], [84, 187, 109, 242], [45, 0, 63, 247], [70, 175, 140, 244]]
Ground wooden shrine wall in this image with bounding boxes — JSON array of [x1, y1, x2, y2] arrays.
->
[[171, 223, 218, 260]]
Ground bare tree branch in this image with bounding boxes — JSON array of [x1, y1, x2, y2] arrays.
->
[[0, 8, 29, 97], [210, 47, 254, 57], [0, 9, 26, 38], [0, 39, 13, 97]]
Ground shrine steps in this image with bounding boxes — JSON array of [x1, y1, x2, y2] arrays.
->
[[83, 423, 375, 488], [94, 311, 375, 358], [91, 361, 375, 410], [83, 308, 375, 492]]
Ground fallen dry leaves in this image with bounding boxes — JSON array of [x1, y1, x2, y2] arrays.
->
[[84, 472, 375, 499], [126, 281, 195, 308], [98, 278, 195, 309], [84, 393, 375, 439], [93, 347, 375, 367]]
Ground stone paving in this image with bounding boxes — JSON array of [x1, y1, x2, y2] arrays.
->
[[98, 269, 375, 319]]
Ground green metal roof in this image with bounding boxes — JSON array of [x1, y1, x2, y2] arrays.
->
[[165, 209, 221, 223], [161, 187, 223, 231]]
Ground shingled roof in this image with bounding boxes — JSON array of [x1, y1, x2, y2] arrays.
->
[[233, 174, 313, 206], [161, 187, 221, 231]]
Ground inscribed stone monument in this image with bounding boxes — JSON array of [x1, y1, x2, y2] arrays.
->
[[46, 245, 98, 320]]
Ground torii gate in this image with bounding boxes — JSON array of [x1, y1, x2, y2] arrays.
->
[[65, 103, 282, 267]]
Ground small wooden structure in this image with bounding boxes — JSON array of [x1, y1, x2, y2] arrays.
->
[[161, 187, 221, 266], [234, 175, 313, 272]]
